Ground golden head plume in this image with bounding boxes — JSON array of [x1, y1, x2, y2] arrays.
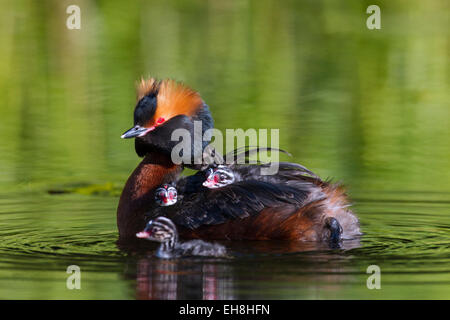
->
[[136, 78, 203, 126]]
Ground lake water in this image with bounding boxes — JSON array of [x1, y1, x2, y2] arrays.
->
[[0, 0, 448, 299]]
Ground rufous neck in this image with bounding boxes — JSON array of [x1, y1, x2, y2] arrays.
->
[[117, 152, 182, 241]]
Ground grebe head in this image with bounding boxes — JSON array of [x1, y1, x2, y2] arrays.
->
[[136, 216, 178, 246], [121, 78, 214, 159], [203, 165, 235, 189], [154, 184, 178, 206]]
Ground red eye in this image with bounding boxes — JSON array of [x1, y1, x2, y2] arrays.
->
[[156, 117, 165, 124]]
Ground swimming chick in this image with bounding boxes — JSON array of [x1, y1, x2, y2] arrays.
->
[[136, 216, 227, 259]]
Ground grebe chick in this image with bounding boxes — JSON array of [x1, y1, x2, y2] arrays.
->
[[154, 184, 178, 206], [202, 160, 318, 189], [136, 217, 227, 259], [201, 146, 319, 189], [203, 165, 235, 189]]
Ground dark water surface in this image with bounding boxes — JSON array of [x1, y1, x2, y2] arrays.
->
[[0, 0, 449, 299]]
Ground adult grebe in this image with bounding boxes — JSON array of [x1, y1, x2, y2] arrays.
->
[[117, 78, 361, 243]]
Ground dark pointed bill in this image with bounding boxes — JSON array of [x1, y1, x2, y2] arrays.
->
[[121, 125, 155, 139]]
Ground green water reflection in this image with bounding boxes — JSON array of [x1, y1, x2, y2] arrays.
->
[[0, 0, 448, 299]]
